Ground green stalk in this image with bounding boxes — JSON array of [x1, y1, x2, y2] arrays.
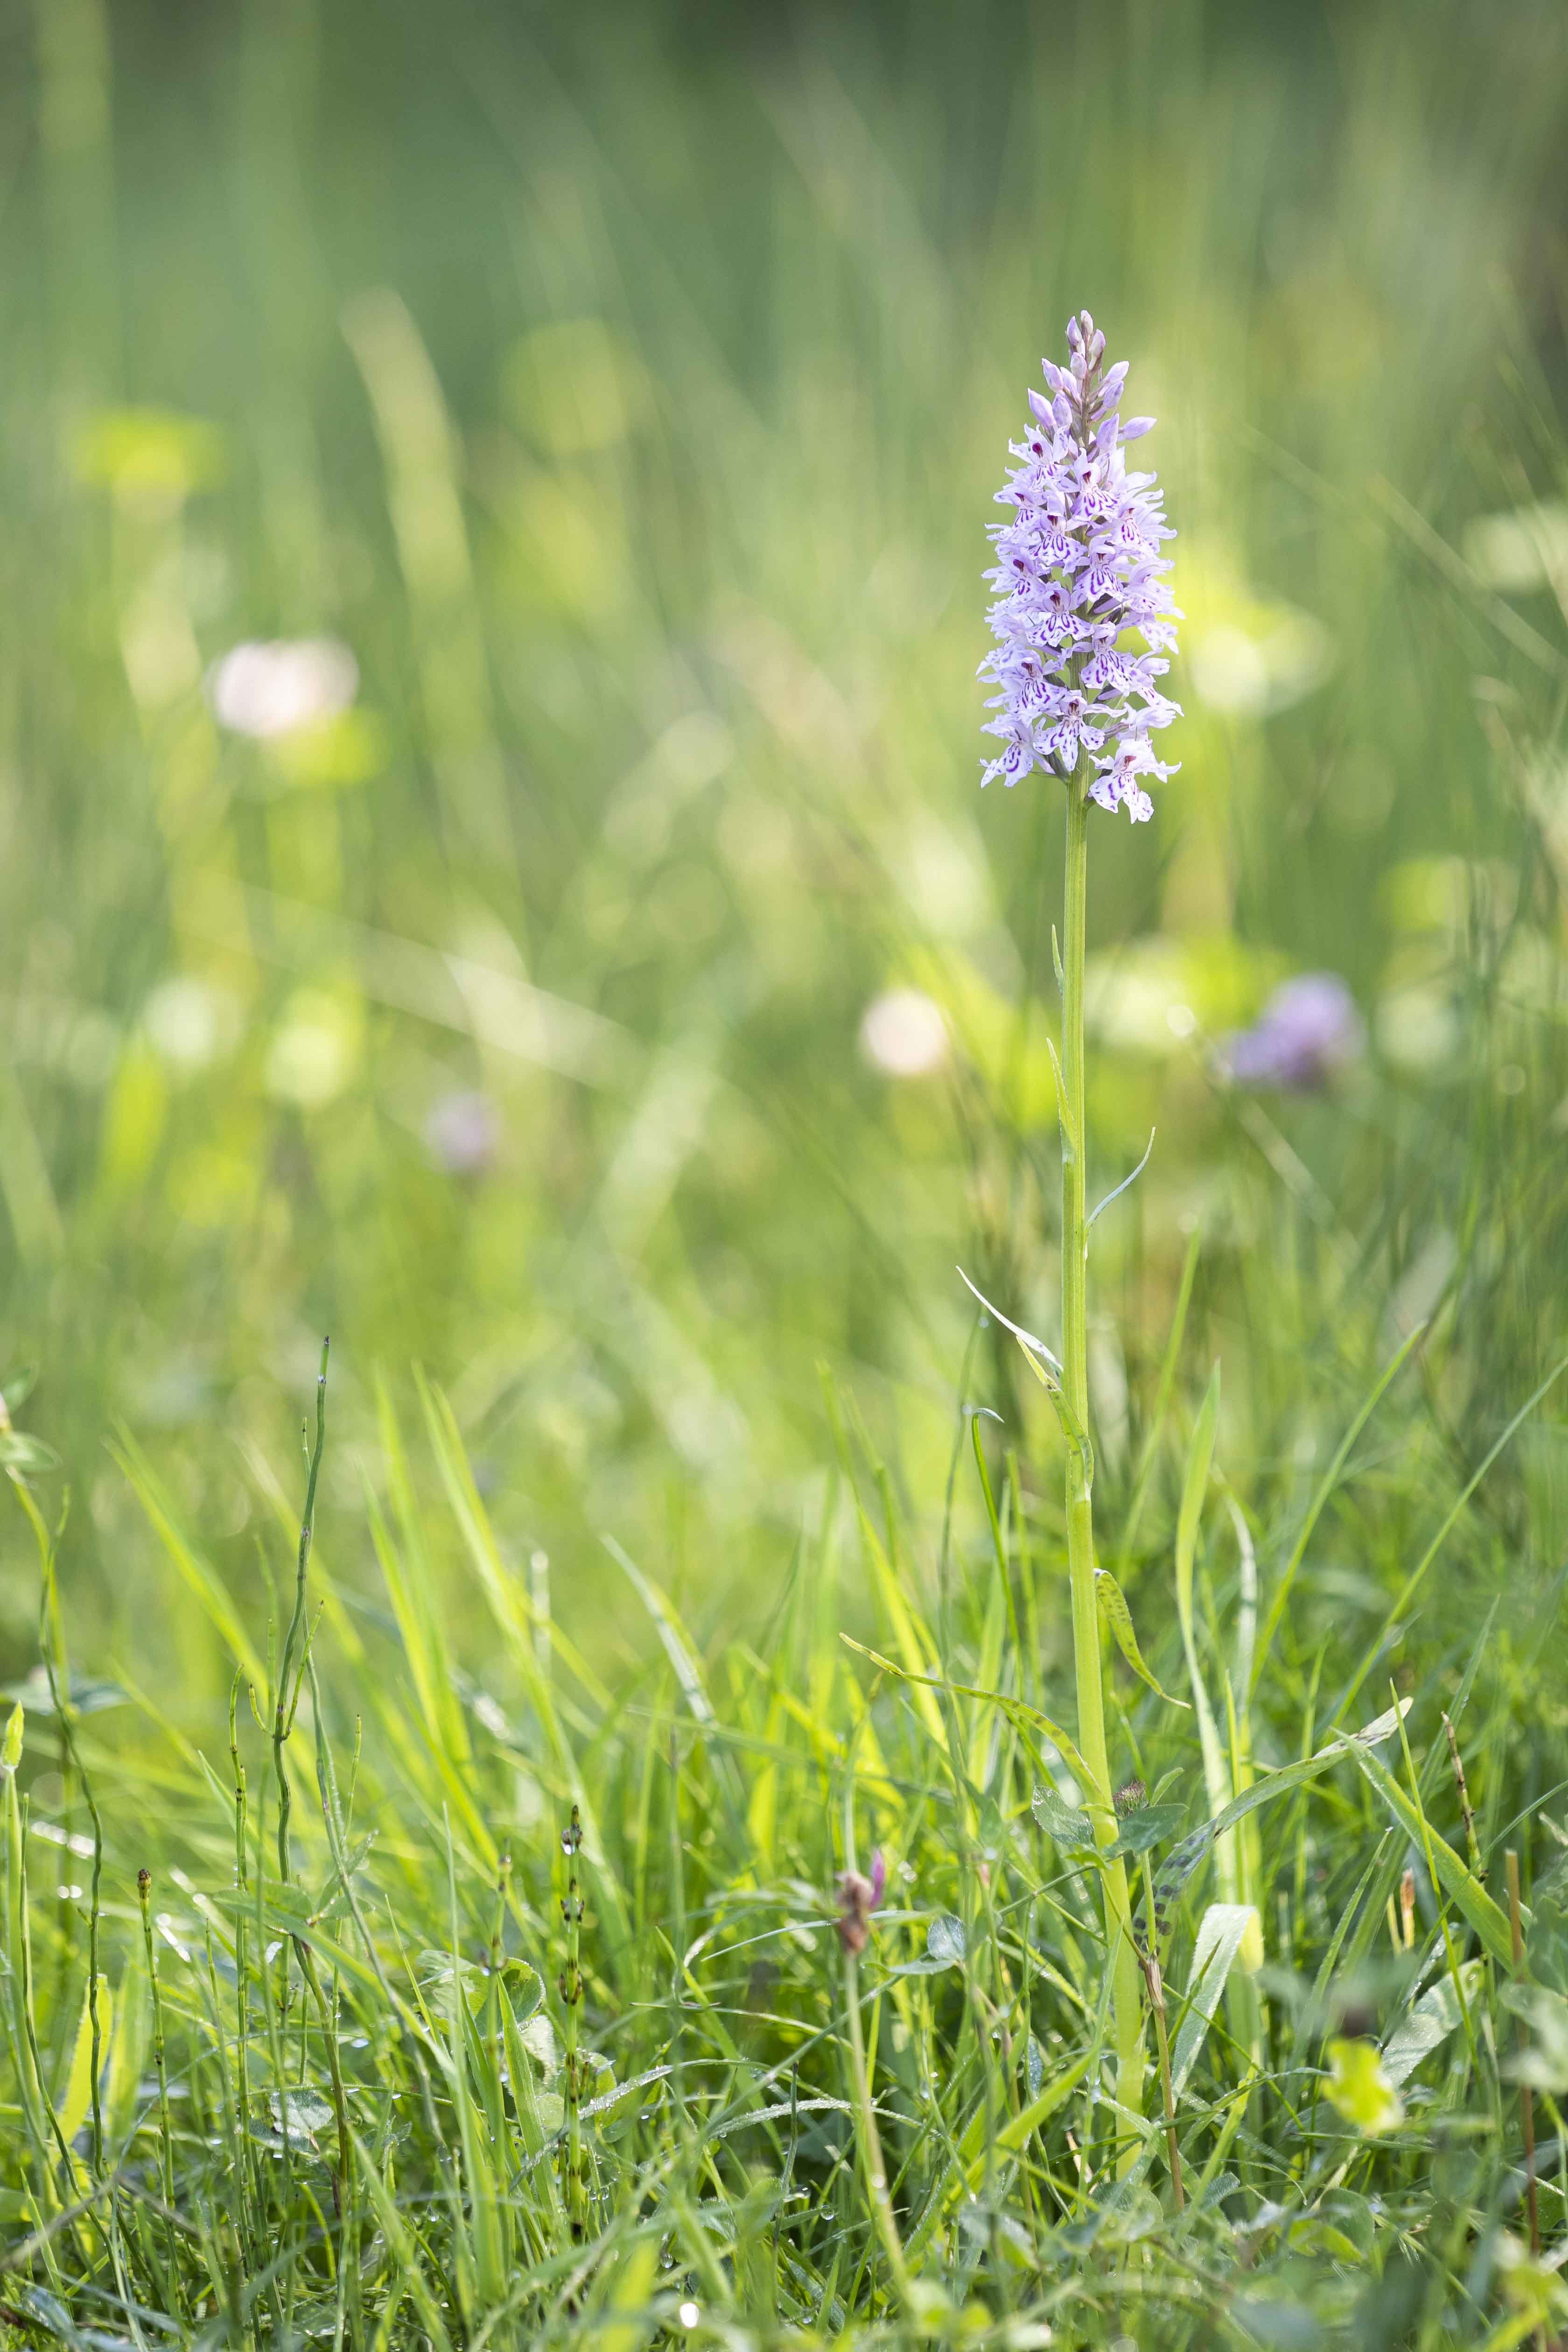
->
[[1060, 770, 1145, 2159], [560, 1806, 587, 2243], [138, 1865, 182, 2309], [842, 1949, 913, 2311]]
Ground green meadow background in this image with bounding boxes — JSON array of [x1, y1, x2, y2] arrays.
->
[[4, 0, 1568, 1708]]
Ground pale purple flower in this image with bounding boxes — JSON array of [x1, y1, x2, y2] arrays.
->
[[1224, 974, 1364, 1090], [424, 1090, 499, 1176], [980, 311, 1182, 821]]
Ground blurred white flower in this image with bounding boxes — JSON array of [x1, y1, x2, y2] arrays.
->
[[859, 988, 948, 1077], [207, 638, 358, 740], [142, 976, 243, 1071], [424, 1090, 499, 1177]]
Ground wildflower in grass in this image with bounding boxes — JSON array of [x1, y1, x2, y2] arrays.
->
[[835, 1848, 887, 1954], [424, 1089, 500, 1176], [858, 987, 948, 1077], [206, 637, 358, 738], [976, 312, 1186, 2165], [1224, 972, 1364, 1089], [980, 310, 1181, 820]]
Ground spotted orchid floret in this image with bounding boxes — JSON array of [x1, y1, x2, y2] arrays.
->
[[980, 310, 1181, 821]]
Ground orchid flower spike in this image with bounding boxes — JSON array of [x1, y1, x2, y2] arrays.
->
[[980, 311, 1182, 821]]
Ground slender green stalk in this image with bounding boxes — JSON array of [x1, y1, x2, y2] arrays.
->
[[273, 1341, 329, 1926], [1060, 771, 1145, 2156], [842, 1948, 913, 2311], [40, 1563, 105, 2181], [560, 1806, 587, 2243], [139, 1872, 178, 2239], [1506, 1852, 1540, 2265], [1141, 1855, 1183, 2209], [228, 1679, 259, 2243]]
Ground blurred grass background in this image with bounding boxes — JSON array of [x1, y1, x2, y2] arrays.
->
[[4, 0, 1568, 1699]]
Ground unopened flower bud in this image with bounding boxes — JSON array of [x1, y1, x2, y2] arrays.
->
[[835, 1848, 888, 1956]]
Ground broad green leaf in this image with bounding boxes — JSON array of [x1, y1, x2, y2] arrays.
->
[[1096, 1569, 1188, 1708], [1323, 2037, 1404, 2135], [1383, 1961, 1484, 2086], [925, 1913, 966, 1966], [892, 1913, 969, 1976], [518, 2011, 560, 2073], [269, 2086, 335, 2150], [1169, 1904, 1258, 2102], [1032, 1781, 1094, 1851], [1106, 1802, 1186, 1860]]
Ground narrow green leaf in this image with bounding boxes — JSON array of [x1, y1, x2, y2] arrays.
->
[[1096, 1568, 1188, 1707], [57, 1974, 112, 2146], [1148, 1700, 1408, 1932], [1334, 1731, 1519, 1967], [1169, 1904, 1258, 2102], [840, 1634, 1097, 1796]]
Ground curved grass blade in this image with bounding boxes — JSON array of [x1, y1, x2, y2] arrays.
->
[[1146, 1699, 1409, 1939], [839, 1634, 1096, 1796], [1335, 1731, 1519, 1967], [1087, 1129, 1155, 1232], [1252, 1322, 1427, 1693], [1096, 1568, 1188, 1708]]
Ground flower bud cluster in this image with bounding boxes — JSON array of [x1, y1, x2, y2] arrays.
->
[[980, 310, 1181, 821]]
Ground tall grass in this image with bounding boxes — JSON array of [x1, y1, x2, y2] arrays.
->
[[4, 1276, 1568, 2343]]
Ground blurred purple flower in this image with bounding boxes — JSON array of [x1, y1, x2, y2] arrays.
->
[[424, 1090, 499, 1176], [1224, 974, 1364, 1090], [835, 1849, 887, 1955]]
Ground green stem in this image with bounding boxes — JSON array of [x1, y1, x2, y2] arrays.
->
[[138, 1865, 183, 2308], [843, 1950, 913, 2310], [1060, 770, 1145, 2163], [560, 1806, 587, 2243]]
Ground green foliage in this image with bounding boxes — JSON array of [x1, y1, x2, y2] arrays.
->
[[2, 0, 1568, 2342], [4, 1316, 1568, 2345]]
